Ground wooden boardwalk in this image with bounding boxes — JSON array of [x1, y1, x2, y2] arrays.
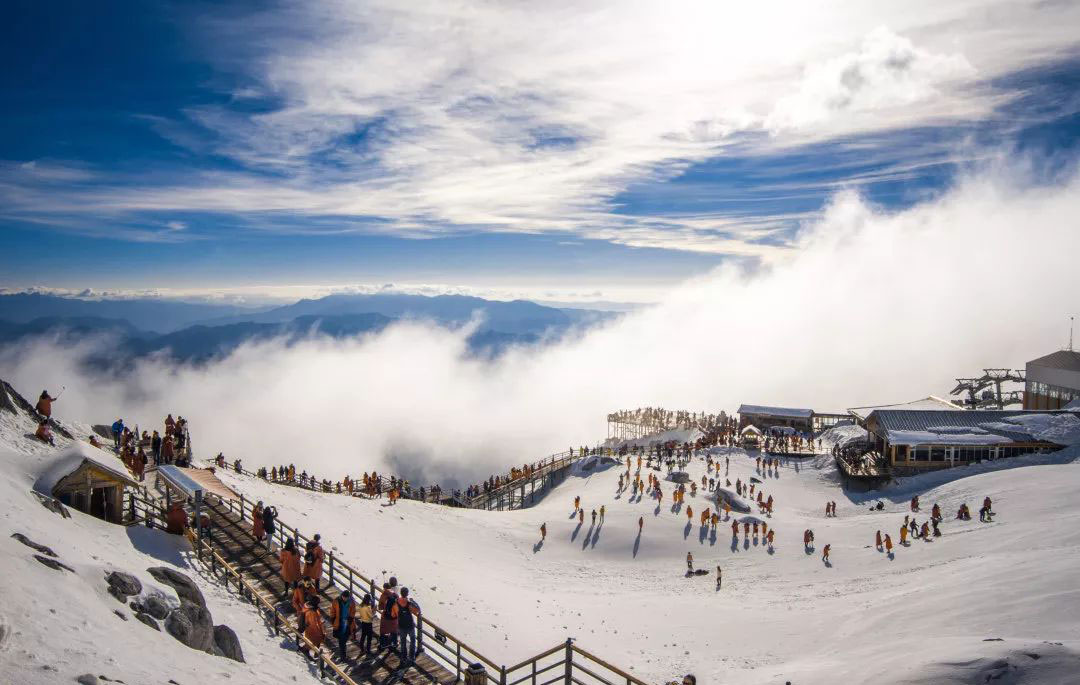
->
[[202, 499, 457, 685]]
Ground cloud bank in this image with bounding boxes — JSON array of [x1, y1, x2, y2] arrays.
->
[[2, 163, 1077, 485]]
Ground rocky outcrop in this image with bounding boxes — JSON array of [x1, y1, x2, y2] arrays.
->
[[34, 555, 74, 573], [213, 624, 245, 663], [11, 532, 57, 557], [164, 599, 215, 653], [105, 571, 142, 597], [143, 595, 171, 620], [134, 611, 161, 631], [147, 567, 205, 609]]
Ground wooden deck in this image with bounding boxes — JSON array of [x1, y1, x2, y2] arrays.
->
[[202, 499, 458, 684]]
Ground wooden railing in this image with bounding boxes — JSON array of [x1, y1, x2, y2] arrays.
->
[[129, 481, 655, 684], [125, 490, 362, 684]]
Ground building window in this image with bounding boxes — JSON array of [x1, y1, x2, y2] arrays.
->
[[931, 446, 946, 462], [914, 446, 930, 461]]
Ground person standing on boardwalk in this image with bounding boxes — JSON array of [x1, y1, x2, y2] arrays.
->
[[330, 589, 356, 662], [262, 505, 278, 550], [307, 534, 325, 588], [252, 502, 265, 542], [356, 594, 375, 655], [280, 539, 301, 596], [301, 596, 324, 658], [397, 588, 420, 665]]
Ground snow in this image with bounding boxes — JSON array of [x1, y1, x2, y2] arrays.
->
[[5, 387, 1080, 684], [33, 442, 136, 495], [979, 412, 1080, 446], [607, 426, 703, 449], [214, 440, 1080, 684], [0, 407, 317, 685], [885, 428, 1014, 445], [817, 423, 866, 450]]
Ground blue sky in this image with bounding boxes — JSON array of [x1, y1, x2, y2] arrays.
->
[[2, 0, 1078, 303]]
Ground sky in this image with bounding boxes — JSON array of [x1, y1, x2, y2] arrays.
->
[[1, 0, 1079, 304]]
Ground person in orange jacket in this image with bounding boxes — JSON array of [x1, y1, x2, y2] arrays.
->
[[766, 529, 775, 547], [884, 534, 893, 554], [822, 544, 831, 562], [686, 506, 693, 521], [252, 502, 265, 542], [540, 523, 547, 541], [638, 516, 644, 533], [329, 589, 356, 661], [280, 539, 302, 596], [292, 577, 317, 629], [36, 390, 57, 419], [731, 519, 739, 538], [578, 509, 584, 524], [306, 535, 325, 587], [35, 419, 54, 446], [899, 524, 908, 546], [875, 530, 882, 550], [164, 502, 187, 534], [301, 596, 325, 657]]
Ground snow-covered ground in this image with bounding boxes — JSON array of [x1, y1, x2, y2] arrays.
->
[[215, 442, 1080, 683], [0, 401, 316, 685], [5, 389, 1080, 684]]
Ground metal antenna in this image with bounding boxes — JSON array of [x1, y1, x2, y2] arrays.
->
[[1070, 316, 1075, 352]]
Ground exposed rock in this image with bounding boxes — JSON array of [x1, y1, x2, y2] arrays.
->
[[76, 675, 100, 685], [107, 585, 127, 603], [105, 571, 142, 597], [113, 610, 127, 621], [135, 612, 161, 632], [213, 624, 245, 663], [147, 567, 205, 609], [11, 533, 57, 557], [164, 599, 215, 652], [34, 493, 72, 519], [34, 555, 74, 573], [91, 424, 113, 440], [0, 379, 36, 416], [144, 595, 171, 620]]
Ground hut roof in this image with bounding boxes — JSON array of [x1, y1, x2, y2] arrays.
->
[[34, 443, 138, 495]]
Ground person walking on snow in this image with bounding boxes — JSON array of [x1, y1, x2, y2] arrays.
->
[[600, 505, 605, 523], [875, 530, 882, 550], [899, 524, 908, 546], [822, 544, 831, 563], [638, 516, 644, 533], [540, 523, 547, 541], [716, 566, 722, 589], [574, 495, 580, 512], [591, 509, 597, 525], [579, 509, 584, 524], [686, 552, 694, 572], [884, 534, 893, 554]]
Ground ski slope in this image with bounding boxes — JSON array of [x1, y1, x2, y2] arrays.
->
[[0, 403, 315, 685], [217, 444, 1080, 683]]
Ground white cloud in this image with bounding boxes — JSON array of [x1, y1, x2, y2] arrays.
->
[[4, 164, 1077, 484], [7, 0, 1079, 252]]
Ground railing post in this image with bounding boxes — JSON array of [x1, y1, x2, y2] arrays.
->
[[239, 494, 245, 521], [564, 639, 572, 684], [501, 665, 507, 685], [328, 552, 334, 587], [456, 643, 461, 681]]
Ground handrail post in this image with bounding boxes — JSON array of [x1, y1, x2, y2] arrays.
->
[[500, 666, 507, 685], [328, 551, 335, 587], [564, 639, 572, 684]]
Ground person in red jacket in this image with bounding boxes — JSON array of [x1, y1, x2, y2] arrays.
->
[[292, 578, 317, 630]]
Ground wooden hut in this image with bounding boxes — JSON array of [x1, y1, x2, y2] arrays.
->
[[35, 445, 139, 524]]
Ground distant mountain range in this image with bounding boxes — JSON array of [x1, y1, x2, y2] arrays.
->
[[0, 293, 619, 365]]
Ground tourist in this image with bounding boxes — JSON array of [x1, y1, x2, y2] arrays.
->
[[822, 544, 831, 563], [280, 539, 301, 596], [35, 419, 54, 446], [35, 390, 57, 419], [111, 418, 124, 449], [301, 596, 324, 658], [356, 593, 375, 654], [330, 589, 356, 661], [252, 501, 265, 542], [397, 587, 420, 664], [378, 580, 399, 650], [262, 504, 278, 550]]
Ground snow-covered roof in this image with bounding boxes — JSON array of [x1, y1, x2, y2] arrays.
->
[[870, 409, 1080, 447], [740, 424, 763, 436], [848, 396, 961, 422], [33, 443, 137, 495], [737, 404, 812, 419]]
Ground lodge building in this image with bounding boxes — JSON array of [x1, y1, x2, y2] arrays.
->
[[864, 409, 1070, 474], [1023, 350, 1080, 410]]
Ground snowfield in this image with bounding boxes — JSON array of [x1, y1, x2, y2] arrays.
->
[[215, 444, 1080, 683], [3, 392, 1080, 684], [0, 402, 315, 685]]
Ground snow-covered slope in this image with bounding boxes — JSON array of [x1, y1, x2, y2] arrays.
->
[[216, 445, 1080, 684], [0, 400, 315, 685]]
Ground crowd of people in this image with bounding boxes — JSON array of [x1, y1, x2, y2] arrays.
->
[[265, 520, 424, 667]]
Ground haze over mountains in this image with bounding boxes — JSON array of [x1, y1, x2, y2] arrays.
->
[[0, 292, 619, 364]]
